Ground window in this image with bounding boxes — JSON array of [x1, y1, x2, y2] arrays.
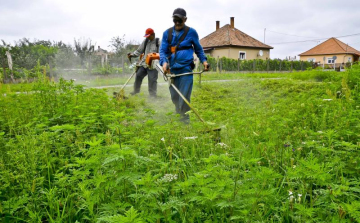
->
[[307, 58, 315, 62], [239, 51, 246, 60], [348, 57, 352, 62], [327, 58, 335, 64]]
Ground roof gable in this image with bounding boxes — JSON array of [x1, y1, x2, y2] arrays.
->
[[200, 24, 273, 49], [299, 38, 360, 56]]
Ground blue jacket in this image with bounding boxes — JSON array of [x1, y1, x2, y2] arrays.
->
[[159, 26, 207, 70]]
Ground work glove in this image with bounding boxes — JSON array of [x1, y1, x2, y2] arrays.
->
[[127, 53, 133, 60]]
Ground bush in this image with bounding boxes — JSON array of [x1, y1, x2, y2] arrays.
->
[[204, 56, 313, 72], [91, 65, 125, 75], [347, 63, 360, 89], [0, 61, 50, 82]]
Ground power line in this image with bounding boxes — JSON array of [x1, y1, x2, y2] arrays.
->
[[268, 39, 325, 45], [349, 40, 360, 45], [267, 33, 360, 45], [267, 30, 319, 39]]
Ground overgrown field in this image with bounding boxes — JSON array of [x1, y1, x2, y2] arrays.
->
[[1, 67, 360, 222]]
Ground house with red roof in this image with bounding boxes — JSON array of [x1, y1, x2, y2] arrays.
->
[[299, 38, 360, 65], [200, 17, 273, 60]]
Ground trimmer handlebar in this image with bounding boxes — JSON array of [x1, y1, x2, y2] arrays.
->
[[166, 70, 207, 78], [167, 63, 210, 78], [155, 62, 209, 83]]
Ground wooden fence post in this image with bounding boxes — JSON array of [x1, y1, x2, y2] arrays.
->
[[87, 56, 92, 75], [2, 59, 7, 83], [49, 59, 52, 78], [291, 61, 293, 72], [267, 59, 269, 73], [220, 58, 222, 73], [279, 60, 282, 71], [253, 60, 256, 73], [237, 59, 240, 71], [122, 56, 125, 74], [199, 73, 202, 86]]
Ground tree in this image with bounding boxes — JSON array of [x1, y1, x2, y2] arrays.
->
[[74, 38, 95, 72], [54, 41, 80, 69], [0, 40, 9, 82], [109, 35, 139, 66], [8, 38, 58, 70], [109, 35, 126, 58]]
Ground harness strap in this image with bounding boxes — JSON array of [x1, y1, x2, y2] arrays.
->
[[144, 38, 149, 54], [167, 26, 191, 63], [167, 26, 190, 53], [155, 38, 159, 53]]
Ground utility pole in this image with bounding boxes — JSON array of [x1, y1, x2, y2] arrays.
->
[[264, 28, 266, 43]]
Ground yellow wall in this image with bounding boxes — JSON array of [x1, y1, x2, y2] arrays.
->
[[208, 48, 229, 58], [207, 47, 270, 60], [300, 54, 356, 63]]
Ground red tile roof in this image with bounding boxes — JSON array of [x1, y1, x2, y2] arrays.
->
[[200, 24, 273, 49], [299, 38, 360, 56]]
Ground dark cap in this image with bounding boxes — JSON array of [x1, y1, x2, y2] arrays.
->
[[173, 8, 186, 19]]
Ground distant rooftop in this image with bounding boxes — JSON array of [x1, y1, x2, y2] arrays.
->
[[200, 18, 273, 50], [299, 38, 360, 56]]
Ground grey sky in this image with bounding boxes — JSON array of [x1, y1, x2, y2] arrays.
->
[[1, 0, 359, 59]]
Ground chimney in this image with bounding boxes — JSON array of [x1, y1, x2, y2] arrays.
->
[[230, 17, 234, 28], [216, 21, 220, 31]]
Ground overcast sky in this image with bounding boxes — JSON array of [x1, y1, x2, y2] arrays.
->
[[1, 0, 359, 59]]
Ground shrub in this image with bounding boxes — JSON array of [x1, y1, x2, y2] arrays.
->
[[205, 56, 313, 71]]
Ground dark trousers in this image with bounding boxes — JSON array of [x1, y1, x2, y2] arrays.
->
[[133, 66, 158, 97], [169, 66, 193, 122]]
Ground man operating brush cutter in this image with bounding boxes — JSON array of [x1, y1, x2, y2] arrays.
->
[[128, 28, 160, 98], [160, 8, 209, 124], [151, 60, 221, 140]]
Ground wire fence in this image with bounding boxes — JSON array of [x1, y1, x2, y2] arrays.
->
[[316, 62, 355, 70]]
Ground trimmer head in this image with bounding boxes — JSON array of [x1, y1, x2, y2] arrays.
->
[[113, 90, 128, 100], [201, 127, 222, 143]]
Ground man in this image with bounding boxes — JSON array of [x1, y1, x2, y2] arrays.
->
[[160, 8, 208, 123], [128, 28, 160, 98]]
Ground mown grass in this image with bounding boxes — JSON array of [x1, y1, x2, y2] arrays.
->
[[75, 76, 137, 87], [0, 66, 359, 222], [1, 68, 344, 93], [197, 68, 343, 82]]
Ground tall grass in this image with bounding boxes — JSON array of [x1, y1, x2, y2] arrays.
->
[[0, 66, 359, 222]]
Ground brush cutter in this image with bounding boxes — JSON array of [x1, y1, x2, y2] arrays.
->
[[149, 57, 221, 139], [115, 54, 144, 100]]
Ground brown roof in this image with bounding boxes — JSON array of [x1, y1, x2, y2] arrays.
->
[[200, 24, 273, 49], [299, 38, 360, 56]]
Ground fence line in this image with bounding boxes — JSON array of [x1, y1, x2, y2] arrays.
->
[[197, 56, 358, 73], [198, 57, 315, 73]]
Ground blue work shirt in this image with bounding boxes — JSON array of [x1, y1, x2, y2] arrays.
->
[[159, 26, 207, 70]]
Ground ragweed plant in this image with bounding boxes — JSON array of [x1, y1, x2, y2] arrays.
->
[[0, 65, 360, 222]]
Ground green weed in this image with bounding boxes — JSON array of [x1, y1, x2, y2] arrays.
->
[[1, 65, 360, 222]]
